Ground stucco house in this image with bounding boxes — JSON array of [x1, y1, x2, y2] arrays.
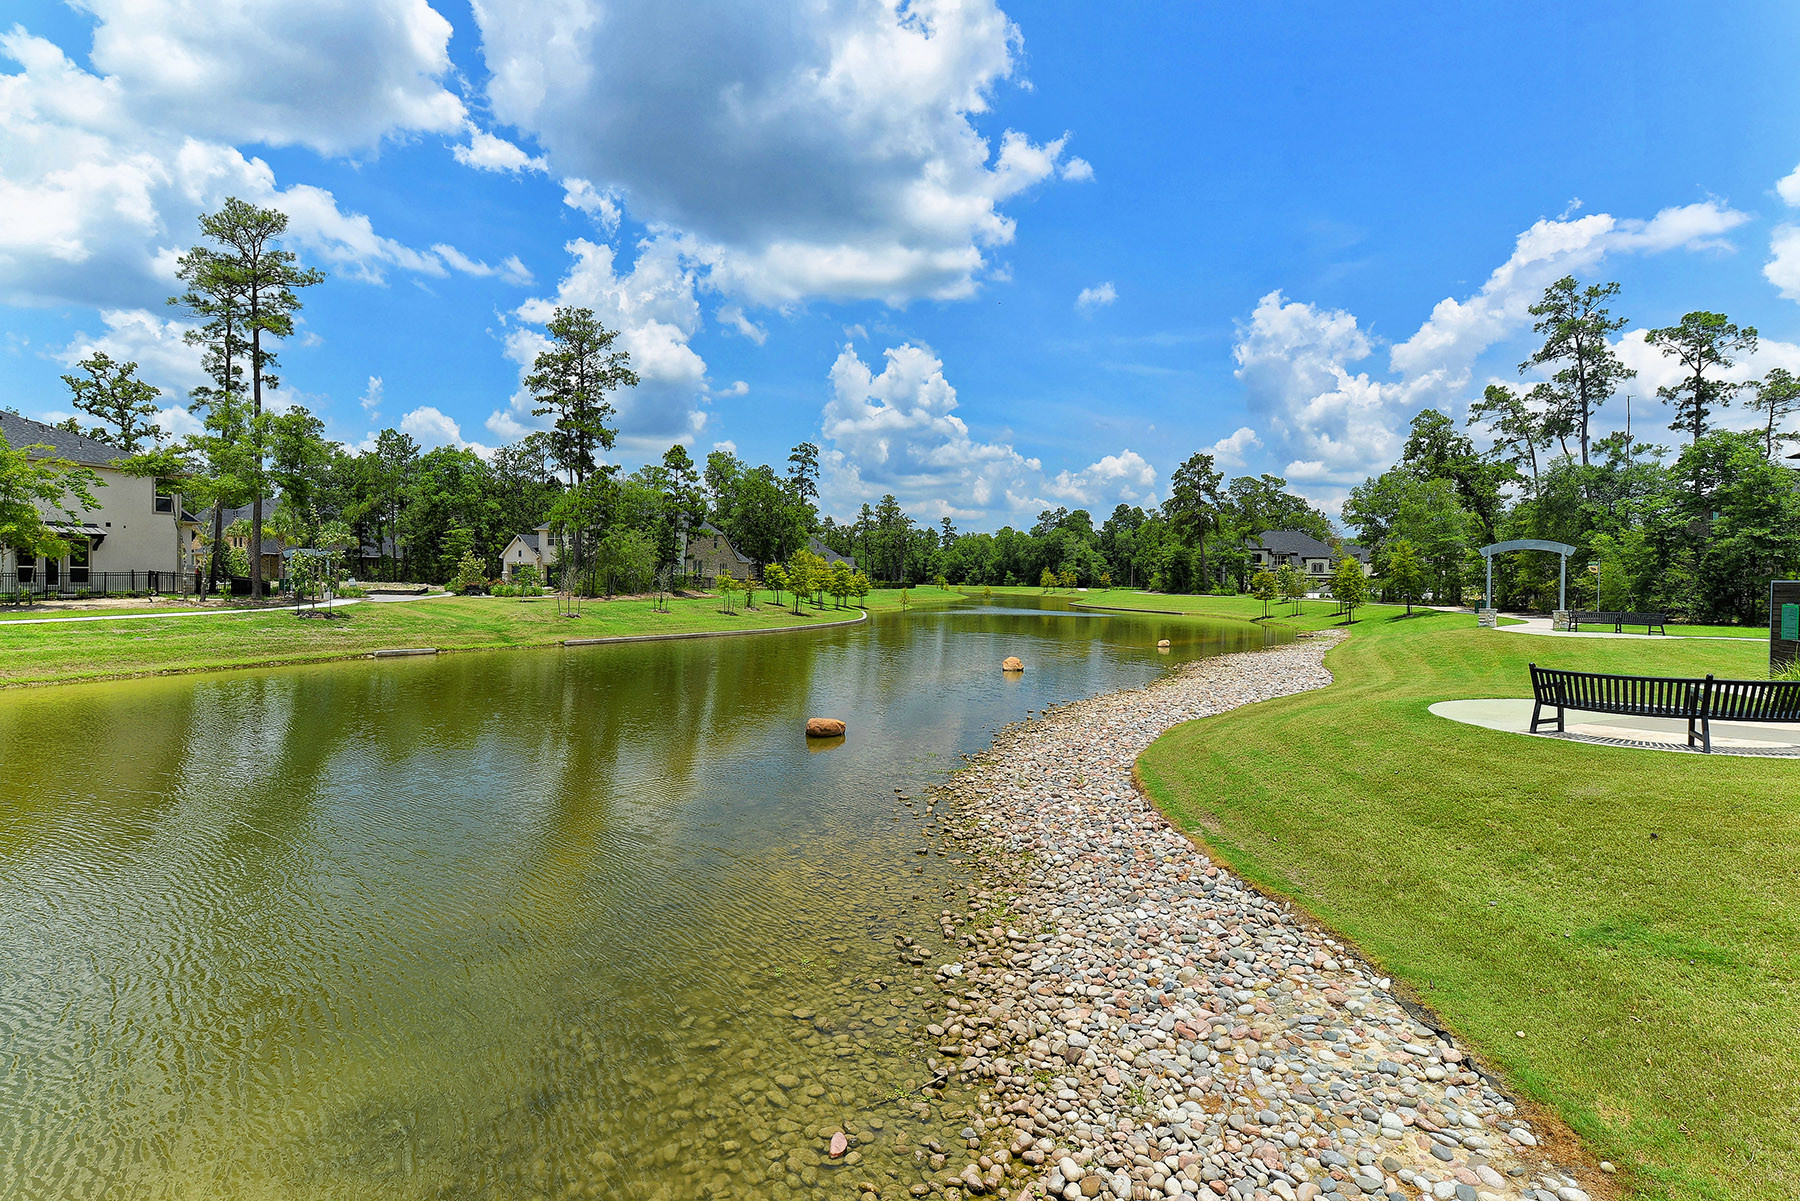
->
[[683, 523, 753, 581], [1243, 529, 1370, 591], [1, 411, 199, 593], [501, 523, 557, 579]]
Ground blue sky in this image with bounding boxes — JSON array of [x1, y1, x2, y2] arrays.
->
[[5, 2, 1800, 529]]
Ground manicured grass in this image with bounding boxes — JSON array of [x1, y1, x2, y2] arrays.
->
[[0, 589, 941, 688], [1661, 623, 1764, 640], [1062, 587, 1440, 632], [1135, 608, 1797, 1201]]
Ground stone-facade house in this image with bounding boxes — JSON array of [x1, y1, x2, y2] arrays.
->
[[683, 523, 753, 581]]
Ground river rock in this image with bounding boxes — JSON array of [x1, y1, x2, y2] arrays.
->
[[806, 718, 847, 737], [1156, 639, 1171, 648], [1002, 657, 1023, 672], [925, 633, 1597, 1201], [829, 1131, 848, 1158]]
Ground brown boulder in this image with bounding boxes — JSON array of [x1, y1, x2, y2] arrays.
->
[[1156, 639, 1171, 649], [1002, 656, 1023, 672], [806, 717, 847, 738]]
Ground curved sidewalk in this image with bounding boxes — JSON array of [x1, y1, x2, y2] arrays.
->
[[1489, 613, 1760, 641]]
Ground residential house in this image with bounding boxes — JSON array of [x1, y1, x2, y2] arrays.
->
[[216, 502, 286, 582], [809, 535, 856, 572], [1243, 529, 1370, 593], [357, 534, 401, 579], [683, 523, 753, 581], [1, 411, 199, 592], [501, 523, 557, 579]]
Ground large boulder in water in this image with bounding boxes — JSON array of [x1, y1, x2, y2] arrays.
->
[[1002, 656, 1023, 672], [806, 717, 847, 738]]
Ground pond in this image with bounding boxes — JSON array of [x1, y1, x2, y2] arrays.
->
[[0, 597, 1285, 1201]]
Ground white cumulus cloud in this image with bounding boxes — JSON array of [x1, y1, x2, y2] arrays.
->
[[1236, 200, 1753, 495], [471, 0, 1079, 306], [1048, 450, 1158, 506], [1075, 281, 1117, 312], [401, 405, 493, 457], [453, 124, 547, 173], [0, 17, 508, 308], [486, 236, 710, 451]]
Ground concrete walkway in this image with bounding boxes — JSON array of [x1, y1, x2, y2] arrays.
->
[[1430, 696, 1800, 756], [1489, 613, 1760, 641]]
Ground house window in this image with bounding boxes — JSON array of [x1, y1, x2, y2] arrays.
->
[[69, 539, 91, 585], [15, 556, 33, 585], [154, 479, 175, 514]]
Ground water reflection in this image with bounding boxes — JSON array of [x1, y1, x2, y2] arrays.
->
[[0, 598, 1283, 1200]]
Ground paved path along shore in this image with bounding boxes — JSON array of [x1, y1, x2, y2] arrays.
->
[[927, 636, 1599, 1201]]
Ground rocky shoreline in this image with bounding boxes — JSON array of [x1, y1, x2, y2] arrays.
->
[[916, 635, 1600, 1201]]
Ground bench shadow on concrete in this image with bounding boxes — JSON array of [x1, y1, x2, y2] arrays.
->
[[1429, 698, 1800, 758]]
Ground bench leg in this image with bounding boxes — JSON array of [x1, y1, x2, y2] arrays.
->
[[1702, 717, 1712, 754], [1530, 700, 1542, 734]]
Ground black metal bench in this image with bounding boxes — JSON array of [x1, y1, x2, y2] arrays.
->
[[1530, 664, 1800, 752], [1570, 610, 1619, 632], [1618, 611, 1667, 635]]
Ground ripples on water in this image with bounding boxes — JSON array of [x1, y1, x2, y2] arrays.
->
[[0, 599, 1282, 1200]]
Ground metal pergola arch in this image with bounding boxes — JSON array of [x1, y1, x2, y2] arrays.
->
[[1479, 538, 1577, 612]]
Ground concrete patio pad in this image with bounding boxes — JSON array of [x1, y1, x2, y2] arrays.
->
[[1429, 697, 1800, 757]]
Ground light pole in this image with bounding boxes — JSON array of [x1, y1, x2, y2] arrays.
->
[[1589, 561, 1601, 609]]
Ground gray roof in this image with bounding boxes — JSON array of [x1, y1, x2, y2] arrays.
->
[[516, 531, 541, 551], [1247, 529, 1368, 563], [0, 410, 125, 466], [809, 535, 855, 568]]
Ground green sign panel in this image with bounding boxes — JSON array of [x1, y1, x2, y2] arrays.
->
[[1784, 603, 1799, 642]]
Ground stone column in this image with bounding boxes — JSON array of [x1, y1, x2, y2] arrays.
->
[[1552, 610, 1572, 632], [1478, 608, 1498, 629]]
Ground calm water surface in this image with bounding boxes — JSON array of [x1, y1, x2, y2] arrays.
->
[[0, 598, 1284, 1200]]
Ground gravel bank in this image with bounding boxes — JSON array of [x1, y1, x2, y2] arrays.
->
[[921, 635, 1601, 1201]]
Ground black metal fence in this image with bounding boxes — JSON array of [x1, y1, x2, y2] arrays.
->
[[0, 569, 203, 602]]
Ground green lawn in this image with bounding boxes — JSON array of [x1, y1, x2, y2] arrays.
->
[[0, 589, 944, 688], [1135, 608, 1797, 1201]]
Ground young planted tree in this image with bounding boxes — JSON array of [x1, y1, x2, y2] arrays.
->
[[1521, 277, 1633, 469], [764, 562, 789, 607], [828, 561, 854, 608], [1750, 368, 1800, 458], [850, 571, 871, 607], [525, 306, 636, 584], [184, 199, 324, 600], [0, 431, 103, 585], [61, 352, 163, 451], [715, 574, 741, 614], [1647, 311, 1758, 447], [1383, 538, 1425, 616], [1276, 562, 1305, 614], [1330, 550, 1369, 624], [1251, 567, 1277, 618]]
